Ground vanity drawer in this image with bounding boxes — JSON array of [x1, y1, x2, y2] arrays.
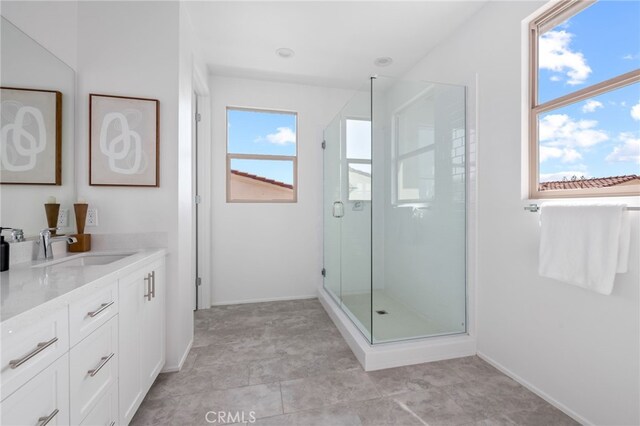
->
[[80, 381, 118, 426], [69, 281, 118, 347], [1, 308, 69, 400], [70, 316, 118, 425], [1, 353, 70, 426]]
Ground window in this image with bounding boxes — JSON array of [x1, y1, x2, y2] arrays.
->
[[345, 119, 371, 201], [393, 90, 438, 205], [529, 0, 640, 198], [226, 107, 297, 202]]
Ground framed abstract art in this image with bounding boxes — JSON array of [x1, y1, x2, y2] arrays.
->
[[89, 94, 159, 187], [0, 87, 62, 185]]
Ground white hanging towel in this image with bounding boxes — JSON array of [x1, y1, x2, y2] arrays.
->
[[538, 202, 630, 295]]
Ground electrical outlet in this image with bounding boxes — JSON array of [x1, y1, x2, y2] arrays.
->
[[57, 209, 68, 227], [86, 208, 99, 227]]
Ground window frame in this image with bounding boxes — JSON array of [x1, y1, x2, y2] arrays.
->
[[528, 0, 640, 199], [226, 106, 298, 203], [391, 85, 437, 207]]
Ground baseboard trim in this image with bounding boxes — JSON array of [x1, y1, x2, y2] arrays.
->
[[476, 351, 591, 426], [162, 338, 193, 373], [210, 294, 317, 306], [318, 286, 476, 371]]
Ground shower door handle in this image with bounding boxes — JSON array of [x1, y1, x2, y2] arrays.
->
[[333, 201, 344, 218]]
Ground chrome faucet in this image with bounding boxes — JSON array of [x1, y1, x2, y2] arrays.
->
[[38, 228, 78, 260], [10, 228, 24, 242]]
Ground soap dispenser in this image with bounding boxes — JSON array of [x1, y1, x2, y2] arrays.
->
[[0, 227, 11, 272]]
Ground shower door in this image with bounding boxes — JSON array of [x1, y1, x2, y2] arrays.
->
[[323, 84, 373, 342], [322, 113, 342, 305]]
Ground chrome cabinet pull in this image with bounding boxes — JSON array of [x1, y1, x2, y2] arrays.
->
[[143, 273, 152, 301], [88, 352, 114, 377], [37, 408, 59, 426], [87, 301, 114, 318], [9, 337, 58, 369], [150, 270, 156, 298]]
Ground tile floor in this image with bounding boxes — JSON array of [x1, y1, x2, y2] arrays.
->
[[131, 299, 578, 426]]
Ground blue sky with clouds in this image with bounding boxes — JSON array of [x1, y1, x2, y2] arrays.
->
[[227, 109, 296, 184], [538, 0, 640, 182]]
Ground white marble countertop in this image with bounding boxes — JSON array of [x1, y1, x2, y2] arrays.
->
[[0, 248, 167, 326]]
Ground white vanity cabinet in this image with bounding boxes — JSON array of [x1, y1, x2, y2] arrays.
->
[[0, 251, 166, 426], [118, 259, 165, 425]]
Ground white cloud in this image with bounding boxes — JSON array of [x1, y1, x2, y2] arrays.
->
[[539, 146, 582, 163], [539, 146, 562, 162], [560, 148, 583, 162], [581, 99, 603, 113], [606, 132, 640, 164], [539, 30, 591, 85], [631, 100, 640, 121], [255, 127, 296, 145], [540, 170, 590, 183], [539, 114, 608, 149], [623, 53, 639, 60]]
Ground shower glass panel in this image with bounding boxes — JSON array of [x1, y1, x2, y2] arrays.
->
[[372, 77, 466, 343], [323, 76, 466, 344], [323, 113, 342, 305], [323, 82, 373, 341]]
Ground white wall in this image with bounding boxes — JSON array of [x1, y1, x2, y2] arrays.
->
[[176, 1, 209, 361], [209, 76, 353, 305], [0, 1, 78, 70], [76, 1, 194, 370], [402, 2, 640, 424]]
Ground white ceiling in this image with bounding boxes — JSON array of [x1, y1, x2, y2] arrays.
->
[[185, 1, 487, 89]]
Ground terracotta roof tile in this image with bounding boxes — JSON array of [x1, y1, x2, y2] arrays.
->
[[230, 169, 294, 189], [539, 174, 640, 191]]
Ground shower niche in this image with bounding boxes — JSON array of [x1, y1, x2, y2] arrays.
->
[[323, 76, 467, 346]]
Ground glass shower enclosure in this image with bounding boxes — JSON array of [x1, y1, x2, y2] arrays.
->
[[323, 76, 466, 344]]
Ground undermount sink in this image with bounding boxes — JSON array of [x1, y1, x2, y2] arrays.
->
[[34, 253, 134, 269]]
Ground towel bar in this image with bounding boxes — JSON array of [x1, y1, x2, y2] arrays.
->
[[524, 204, 640, 213]]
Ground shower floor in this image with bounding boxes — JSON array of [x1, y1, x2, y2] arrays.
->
[[340, 290, 455, 343]]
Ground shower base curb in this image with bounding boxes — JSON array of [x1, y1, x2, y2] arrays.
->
[[318, 287, 476, 371]]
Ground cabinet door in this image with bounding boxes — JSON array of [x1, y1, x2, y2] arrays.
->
[[1, 353, 70, 426], [142, 261, 165, 391], [118, 269, 145, 425], [70, 316, 118, 424], [1, 308, 69, 400], [69, 281, 118, 347], [80, 381, 118, 426]]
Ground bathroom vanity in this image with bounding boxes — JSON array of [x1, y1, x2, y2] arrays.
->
[[0, 249, 166, 425]]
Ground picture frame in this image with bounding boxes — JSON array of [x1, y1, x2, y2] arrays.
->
[[89, 93, 159, 187], [0, 87, 62, 185]]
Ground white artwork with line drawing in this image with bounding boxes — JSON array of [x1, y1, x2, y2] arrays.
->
[[0, 88, 60, 184], [90, 95, 158, 186]]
